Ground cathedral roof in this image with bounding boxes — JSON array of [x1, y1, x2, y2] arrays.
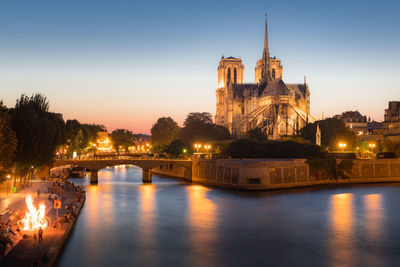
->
[[261, 78, 291, 96], [231, 83, 261, 97], [286, 84, 307, 98], [230, 79, 307, 99]]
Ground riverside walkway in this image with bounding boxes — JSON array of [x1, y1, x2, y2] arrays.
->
[[0, 180, 85, 266]]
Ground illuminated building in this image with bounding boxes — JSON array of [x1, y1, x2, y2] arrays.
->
[[215, 13, 314, 139], [96, 131, 113, 152], [384, 101, 400, 141]]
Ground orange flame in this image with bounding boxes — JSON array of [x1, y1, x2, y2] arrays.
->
[[19, 194, 49, 231]]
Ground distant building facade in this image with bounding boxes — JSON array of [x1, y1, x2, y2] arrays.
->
[[96, 131, 112, 152], [334, 110, 383, 141], [215, 13, 313, 139], [334, 111, 368, 136], [384, 101, 400, 141]]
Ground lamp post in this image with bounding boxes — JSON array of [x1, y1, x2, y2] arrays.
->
[[338, 142, 347, 152], [194, 144, 201, 153], [369, 143, 376, 156]]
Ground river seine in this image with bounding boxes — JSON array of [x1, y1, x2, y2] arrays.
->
[[57, 165, 400, 267]]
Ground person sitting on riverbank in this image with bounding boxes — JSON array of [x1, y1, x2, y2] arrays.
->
[[7, 224, 16, 236]]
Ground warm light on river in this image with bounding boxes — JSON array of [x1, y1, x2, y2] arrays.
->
[[58, 166, 400, 266]]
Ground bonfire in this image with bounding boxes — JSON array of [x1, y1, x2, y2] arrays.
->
[[18, 194, 50, 231]]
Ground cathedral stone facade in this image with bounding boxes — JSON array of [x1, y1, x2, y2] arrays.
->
[[215, 14, 314, 139]]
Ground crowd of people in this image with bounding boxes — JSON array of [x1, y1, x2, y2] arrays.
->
[[0, 178, 86, 260]]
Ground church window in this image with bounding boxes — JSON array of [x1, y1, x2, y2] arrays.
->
[[227, 68, 231, 84], [234, 68, 237, 84], [272, 69, 276, 80], [242, 106, 244, 114]]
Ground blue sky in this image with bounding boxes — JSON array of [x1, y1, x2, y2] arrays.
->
[[1, 0, 399, 133]]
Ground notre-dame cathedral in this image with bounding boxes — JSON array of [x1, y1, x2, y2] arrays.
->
[[215, 13, 314, 139]]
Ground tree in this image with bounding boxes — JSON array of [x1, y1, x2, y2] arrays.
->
[[245, 128, 267, 142], [110, 129, 135, 152], [164, 139, 190, 157], [10, 93, 65, 183], [151, 117, 180, 148], [212, 125, 232, 141], [180, 112, 231, 144], [226, 139, 326, 159], [300, 118, 356, 151], [65, 120, 105, 156], [382, 139, 400, 157], [0, 102, 17, 182]]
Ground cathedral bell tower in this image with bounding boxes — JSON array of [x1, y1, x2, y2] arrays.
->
[[217, 56, 244, 88]]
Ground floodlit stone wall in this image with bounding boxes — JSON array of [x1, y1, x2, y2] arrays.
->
[[191, 158, 400, 190], [152, 162, 192, 181]]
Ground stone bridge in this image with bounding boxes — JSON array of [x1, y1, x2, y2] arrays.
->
[[53, 159, 193, 183]]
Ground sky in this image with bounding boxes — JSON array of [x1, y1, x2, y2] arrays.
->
[[1, 0, 399, 133]]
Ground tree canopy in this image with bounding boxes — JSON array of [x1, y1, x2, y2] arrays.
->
[[179, 112, 231, 144], [151, 117, 180, 149], [10, 94, 65, 175], [65, 119, 105, 156], [300, 118, 356, 151], [245, 127, 267, 142], [226, 139, 326, 159], [163, 139, 190, 157], [110, 129, 135, 152], [0, 102, 17, 181]]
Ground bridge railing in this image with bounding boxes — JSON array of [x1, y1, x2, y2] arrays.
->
[[54, 154, 191, 161]]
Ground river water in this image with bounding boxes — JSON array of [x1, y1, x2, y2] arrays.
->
[[57, 165, 400, 267]]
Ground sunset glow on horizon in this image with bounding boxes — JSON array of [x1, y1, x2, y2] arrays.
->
[[1, 0, 399, 133]]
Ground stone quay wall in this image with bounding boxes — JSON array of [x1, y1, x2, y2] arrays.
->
[[191, 158, 400, 190], [152, 162, 192, 181]]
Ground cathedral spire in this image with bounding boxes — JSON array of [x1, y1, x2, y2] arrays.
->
[[260, 11, 271, 83], [264, 11, 269, 56]]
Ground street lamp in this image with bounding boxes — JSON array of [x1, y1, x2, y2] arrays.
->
[[369, 143, 376, 155], [338, 142, 347, 152], [204, 145, 211, 152], [194, 144, 201, 153]]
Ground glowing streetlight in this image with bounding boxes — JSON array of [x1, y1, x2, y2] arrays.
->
[[338, 142, 347, 152], [194, 144, 201, 153], [204, 145, 211, 153], [369, 143, 376, 154]]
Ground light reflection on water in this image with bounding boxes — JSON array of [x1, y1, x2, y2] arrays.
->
[[58, 166, 400, 267], [329, 193, 354, 267], [186, 185, 217, 267]]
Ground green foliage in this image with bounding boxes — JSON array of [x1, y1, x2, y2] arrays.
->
[[179, 112, 231, 144], [0, 102, 18, 182], [307, 159, 354, 180], [163, 139, 190, 157], [65, 119, 105, 156], [226, 139, 326, 159], [110, 129, 135, 152], [10, 94, 65, 175], [300, 118, 356, 151], [213, 140, 233, 157], [245, 128, 267, 142], [151, 117, 180, 147], [382, 139, 400, 157], [279, 136, 311, 144]]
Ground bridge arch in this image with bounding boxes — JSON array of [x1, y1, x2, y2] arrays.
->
[[53, 159, 192, 184]]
